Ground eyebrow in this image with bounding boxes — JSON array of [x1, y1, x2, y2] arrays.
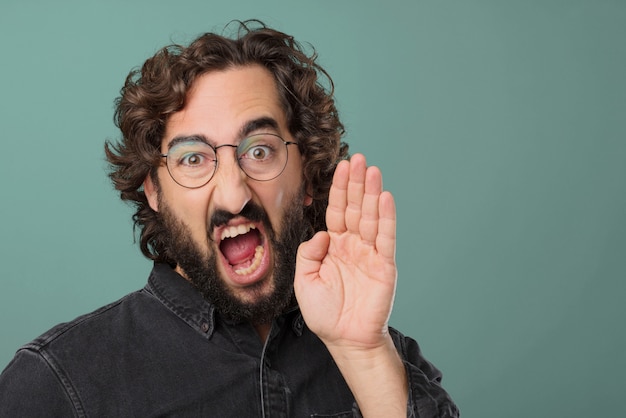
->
[[166, 135, 209, 151], [239, 117, 280, 138], [166, 116, 282, 151]]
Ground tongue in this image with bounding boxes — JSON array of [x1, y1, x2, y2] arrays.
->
[[220, 231, 261, 266]]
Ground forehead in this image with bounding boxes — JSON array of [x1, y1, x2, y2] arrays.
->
[[163, 65, 288, 146]]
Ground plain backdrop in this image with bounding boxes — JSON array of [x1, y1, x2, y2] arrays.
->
[[1, 1, 625, 417]]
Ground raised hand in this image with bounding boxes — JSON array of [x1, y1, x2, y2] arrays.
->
[[294, 153, 407, 416], [294, 153, 398, 350]]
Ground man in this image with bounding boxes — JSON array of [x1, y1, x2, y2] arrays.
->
[[0, 21, 458, 417]]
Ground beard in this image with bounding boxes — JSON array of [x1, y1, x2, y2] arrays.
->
[[158, 191, 309, 325]]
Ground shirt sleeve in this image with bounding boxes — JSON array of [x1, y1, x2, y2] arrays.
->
[[390, 328, 460, 418], [0, 348, 77, 417]]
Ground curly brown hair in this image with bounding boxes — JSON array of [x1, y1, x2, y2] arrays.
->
[[105, 20, 348, 263]]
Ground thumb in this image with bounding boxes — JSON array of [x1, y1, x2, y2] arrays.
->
[[295, 231, 330, 278]]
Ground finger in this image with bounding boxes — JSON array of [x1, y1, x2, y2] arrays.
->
[[295, 231, 330, 287], [326, 159, 349, 233], [376, 191, 397, 261], [345, 154, 367, 233], [359, 165, 383, 245], [297, 231, 330, 264]]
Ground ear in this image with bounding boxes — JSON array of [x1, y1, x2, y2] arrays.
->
[[303, 182, 313, 207], [144, 175, 159, 212]]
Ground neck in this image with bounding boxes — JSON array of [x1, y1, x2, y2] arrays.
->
[[253, 322, 271, 342]]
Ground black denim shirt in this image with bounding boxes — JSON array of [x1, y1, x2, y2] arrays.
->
[[0, 263, 459, 417]]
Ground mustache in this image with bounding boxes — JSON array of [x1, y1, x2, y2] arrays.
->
[[209, 202, 269, 233]]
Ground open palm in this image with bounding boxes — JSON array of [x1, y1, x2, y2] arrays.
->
[[294, 154, 397, 350]]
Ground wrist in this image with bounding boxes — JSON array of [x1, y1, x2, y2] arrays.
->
[[325, 335, 408, 418]]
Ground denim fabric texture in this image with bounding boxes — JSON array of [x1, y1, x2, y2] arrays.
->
[[0, 263, 459, 417]]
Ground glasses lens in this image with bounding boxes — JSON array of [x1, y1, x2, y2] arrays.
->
[[237, 134, 288, 181], [166, 141, 216, 188]]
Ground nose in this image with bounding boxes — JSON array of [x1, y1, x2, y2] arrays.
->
[[211, 145, 252, 215]]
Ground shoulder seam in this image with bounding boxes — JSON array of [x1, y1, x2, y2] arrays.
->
[[24, 292, 141, 352], [19, 347, 86, 418]]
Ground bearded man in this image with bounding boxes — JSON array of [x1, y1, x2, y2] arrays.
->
[[0, 21, 459, 417]]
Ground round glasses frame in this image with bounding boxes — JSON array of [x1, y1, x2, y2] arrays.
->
[[160, 133, 298, 189]]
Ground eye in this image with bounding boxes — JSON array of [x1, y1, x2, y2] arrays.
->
[[246, 145, 272, 161], [168, 141, 215, 170], [180, 152, 205, 166], [240, 138, 276, 162]]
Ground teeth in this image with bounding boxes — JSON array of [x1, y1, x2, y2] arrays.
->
[[235, 246, 264, 275], [221, 223, 256, 240]]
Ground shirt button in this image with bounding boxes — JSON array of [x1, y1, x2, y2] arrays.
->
[[293, 317, 304, 336], [201, 323, 209, 333]]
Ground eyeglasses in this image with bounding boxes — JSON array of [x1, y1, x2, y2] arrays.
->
[[160, 133, 298, 189]]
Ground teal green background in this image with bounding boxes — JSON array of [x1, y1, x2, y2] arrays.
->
[[1, 1, 624, 416]]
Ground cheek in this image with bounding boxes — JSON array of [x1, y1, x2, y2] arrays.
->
[[261, 178, 304, 229], [274, 169, 304, 205], [187, 195, 212, 232], [162, 187, 212, 239], [170, 191, 210, 219], [253, 185, 284, 227], [272, 189, 286, 209]]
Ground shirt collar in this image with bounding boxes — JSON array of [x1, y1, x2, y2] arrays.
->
[[144, 262, 305, 339], [145, 262, 216, 338]]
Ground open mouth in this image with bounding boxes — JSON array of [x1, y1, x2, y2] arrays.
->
[[218, 222, 267, 278]]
